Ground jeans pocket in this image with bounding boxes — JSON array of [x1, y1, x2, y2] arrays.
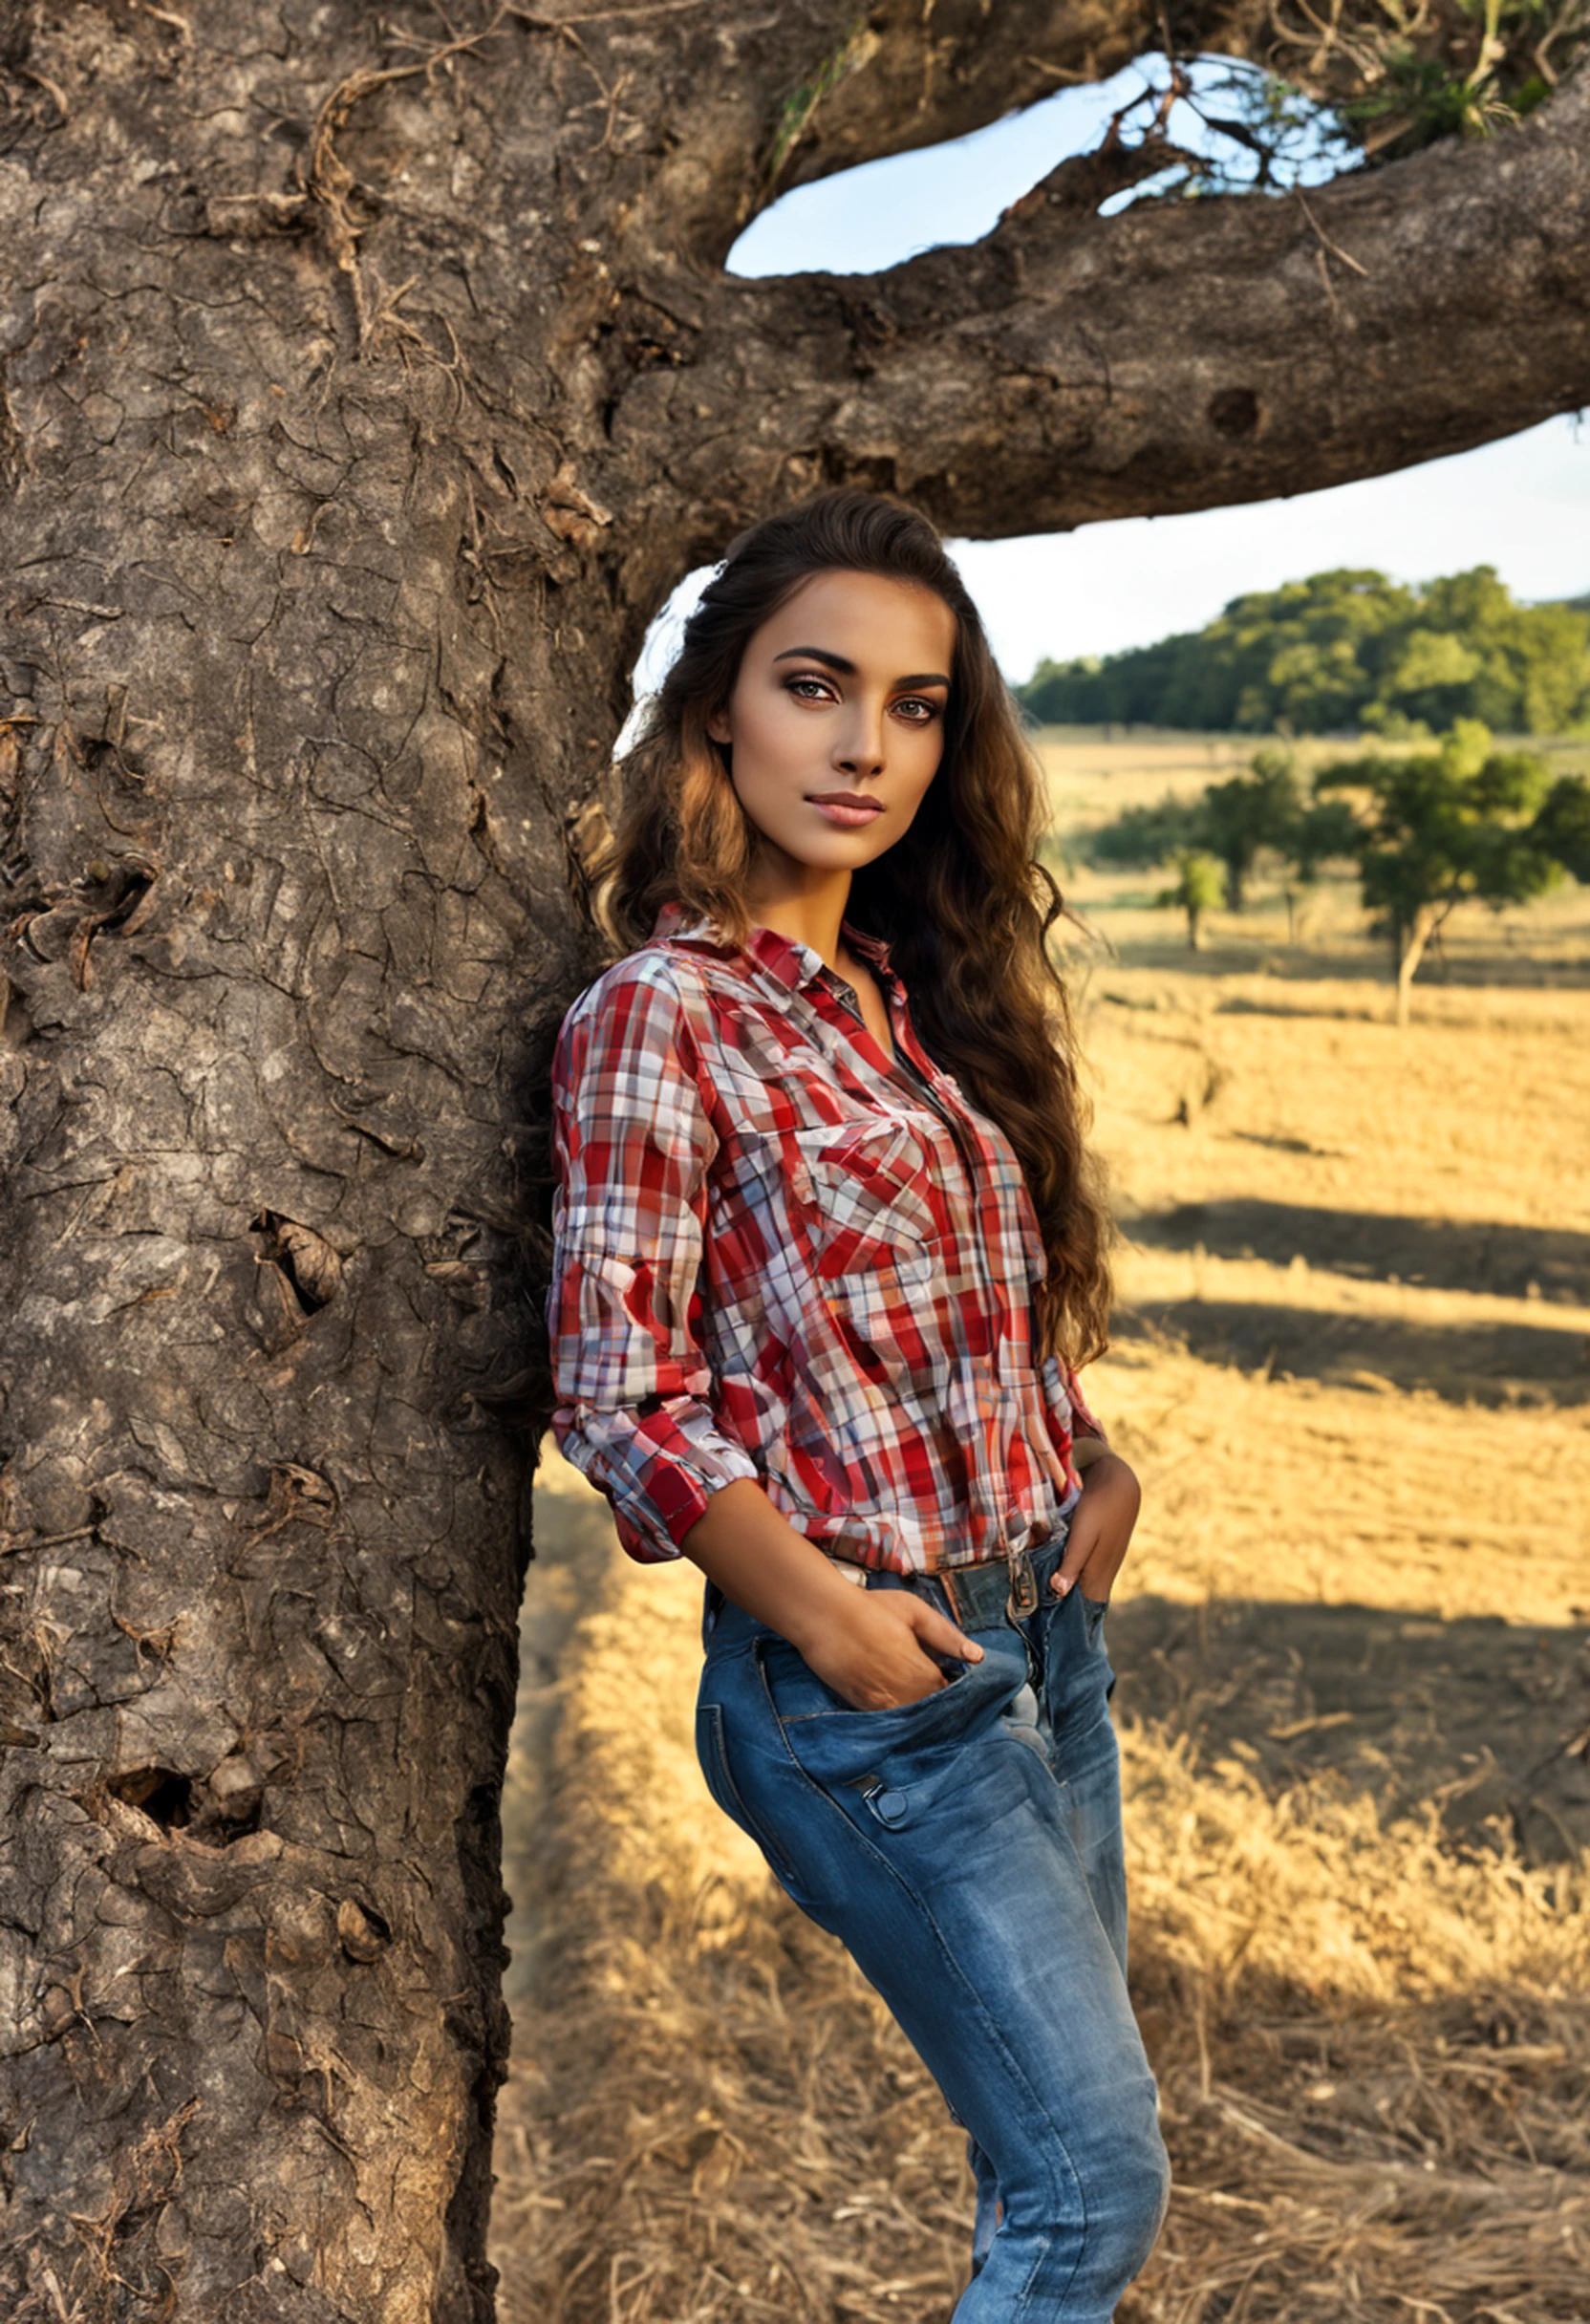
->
[[695, 1700, 801, 1888], [755, 1634, 1026, 1816], [758, 1631, 968, 1724]]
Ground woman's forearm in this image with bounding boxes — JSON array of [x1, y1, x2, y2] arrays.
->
[[678, 1476, 863, 1656], [679, 1475, 983, 1711]]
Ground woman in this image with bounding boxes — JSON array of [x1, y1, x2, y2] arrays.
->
[[545, 488, 1171, 2317]]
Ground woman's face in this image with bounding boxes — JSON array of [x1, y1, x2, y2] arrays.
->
[[706, 569, 956, 888]]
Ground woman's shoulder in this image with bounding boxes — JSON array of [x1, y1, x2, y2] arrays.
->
[[556, 939, 717, 1064], [568, 934, 720, 1014]]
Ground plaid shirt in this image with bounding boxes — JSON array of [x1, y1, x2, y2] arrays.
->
[[546, 899, 1104, 1573]]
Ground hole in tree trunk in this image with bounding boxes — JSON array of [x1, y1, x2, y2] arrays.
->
[[1208, 386, 1260, 438], [249, 1210, 342, 1313], [109, 1767, 194, 1828]]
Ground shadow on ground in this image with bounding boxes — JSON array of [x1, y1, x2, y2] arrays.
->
[[1108, 1595, 1590, 1866], [1114, 1298, 1590, 1407], [1127, 1198, 1590, 1305]]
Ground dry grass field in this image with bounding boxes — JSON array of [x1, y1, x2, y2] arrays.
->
[[489, 731, 1590, 2324]]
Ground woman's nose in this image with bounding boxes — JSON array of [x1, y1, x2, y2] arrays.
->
[[835, 708, 886, 775]]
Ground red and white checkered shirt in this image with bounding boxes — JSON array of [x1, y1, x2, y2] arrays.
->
[[546, 899, 1104, 1573]]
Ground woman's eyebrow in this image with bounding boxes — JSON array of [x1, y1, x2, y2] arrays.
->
[[772, 645, 950, 687]]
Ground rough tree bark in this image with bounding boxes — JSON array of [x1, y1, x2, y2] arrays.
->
[[0, 4, 1585, 2317]]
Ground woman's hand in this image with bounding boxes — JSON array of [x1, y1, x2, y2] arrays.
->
[[1050, 1451, 1141, 1606], [679, 1479, 985, 1713], [799, 1587, 983, 1711]]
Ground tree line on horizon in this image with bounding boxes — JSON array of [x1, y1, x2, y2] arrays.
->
[[1017, 566, 1590, 737]]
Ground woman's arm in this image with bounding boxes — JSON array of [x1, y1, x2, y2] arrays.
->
[[1038, 1349, 1141, 1603], [1048, 1453, 1141, 1603], [548, 959, 763, 1561], [679, 1478, 983, 1711]]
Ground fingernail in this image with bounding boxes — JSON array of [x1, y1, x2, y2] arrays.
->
[[967, 1640, 984, 1659], [1052, 1574, 1072, 1597]]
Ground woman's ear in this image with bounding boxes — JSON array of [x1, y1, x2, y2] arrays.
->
[[705, 704, 731, 745]]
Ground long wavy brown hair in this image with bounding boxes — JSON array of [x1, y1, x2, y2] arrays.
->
[[578, 487, 1113, 1370]]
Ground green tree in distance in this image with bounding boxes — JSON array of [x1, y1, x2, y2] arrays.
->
[[1019, 567, 1590, 736], [1316, 721, 1590, 1023], [1197, 744, 1305, 909], [1083, 747, 1310, 913], [1084, 791, 1205, 871], [1281, 792, 1363, 943], [1532, 771, 1590, 881], [1078, 727, 1590, 998], [1157, 849, 1227, 950]]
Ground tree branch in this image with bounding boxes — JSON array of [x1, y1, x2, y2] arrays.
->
[[604, 0, 1263, 264], [651, 65, 1590, 541], [759, 0, 1263, 195]]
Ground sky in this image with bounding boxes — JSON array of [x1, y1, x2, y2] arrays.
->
[[634, 57, 1586, 695]]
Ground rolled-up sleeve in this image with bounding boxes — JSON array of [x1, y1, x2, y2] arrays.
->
[[546, 958, 761, 1563]]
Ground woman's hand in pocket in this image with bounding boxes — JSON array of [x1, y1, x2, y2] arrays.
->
[[799, 1587, 983, 1711], [1050, 1452, 1141, 1606]]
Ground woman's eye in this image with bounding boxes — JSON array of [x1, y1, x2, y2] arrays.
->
[[784, 677, 938, 721]]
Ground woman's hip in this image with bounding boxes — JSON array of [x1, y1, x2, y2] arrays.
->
[[694, 1586, 1126, 1966], [693, 1610, 1161, 2237]]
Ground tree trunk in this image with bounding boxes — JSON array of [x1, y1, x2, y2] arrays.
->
[[1395, 901, 1445, 1026], [1187, 905, 1203, 950], [1, 6, 1587, 2316]]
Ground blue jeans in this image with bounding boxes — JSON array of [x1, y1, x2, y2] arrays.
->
[[694, 1537, 1171, 2318]]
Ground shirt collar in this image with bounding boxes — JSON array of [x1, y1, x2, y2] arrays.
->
[[650, 898, 898, 993]]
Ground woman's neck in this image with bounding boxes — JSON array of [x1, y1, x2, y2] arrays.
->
[[741, 872, 853, 979]]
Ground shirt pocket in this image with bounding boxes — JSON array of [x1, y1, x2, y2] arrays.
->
[[791, 1115, 943, 1279]]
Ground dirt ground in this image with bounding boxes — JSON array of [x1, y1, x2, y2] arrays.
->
[[488, 730, 1590, 2324]]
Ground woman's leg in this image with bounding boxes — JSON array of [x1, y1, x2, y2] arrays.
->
[[695, 1587, 1170, 2320], [1032, 1583, 1129, 1982]]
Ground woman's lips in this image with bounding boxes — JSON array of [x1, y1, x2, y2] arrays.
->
[[807, 798, 884, 828]]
